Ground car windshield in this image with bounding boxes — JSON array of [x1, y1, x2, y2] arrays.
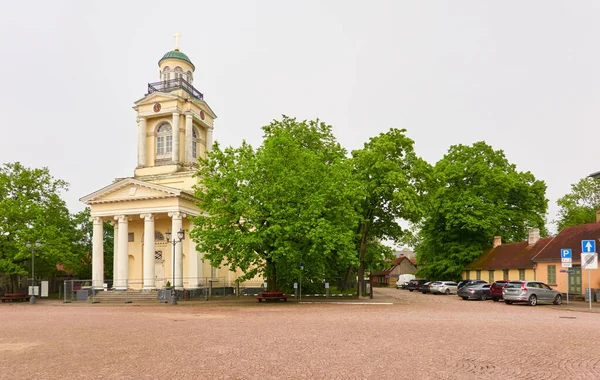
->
[[505, 282, 522, 288]]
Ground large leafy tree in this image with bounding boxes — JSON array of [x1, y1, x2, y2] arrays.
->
[[191, 117, 360, 290], [416, 142, 548, 280], [556, 177, 600, 230], [350, 129, 431, 296], [0, 162, 74, 291]]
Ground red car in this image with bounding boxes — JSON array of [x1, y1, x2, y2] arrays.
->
[[490, 281, 508, 302]]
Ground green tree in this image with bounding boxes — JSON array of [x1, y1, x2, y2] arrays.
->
[[350, 128, 431, 295], [191, 117, 360, 290], [416, 142, 548, 280], [556, 177, 600, 230], [0, 162, 74, 292]]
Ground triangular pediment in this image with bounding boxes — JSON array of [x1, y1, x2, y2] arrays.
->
[[80, 178, 195, 204], [134, 92, 178, 106]]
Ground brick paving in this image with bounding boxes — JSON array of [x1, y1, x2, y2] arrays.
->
[[1, 288, 600, 379]]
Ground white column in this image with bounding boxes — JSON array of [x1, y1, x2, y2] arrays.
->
[[141, 214, 155, 289], [115, 215, 129, 290], [172, 112, 180, 163], [92, 217, 104, 290], [187, 221, 199, 288], [111, 221, 118, 288], [137, 117, 147, 167], [168, 211, 185, 289], [206, 127, 214, 153], [185, 112, 193, 164]]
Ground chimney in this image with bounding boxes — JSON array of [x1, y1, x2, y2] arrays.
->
[[493, 236, 502, 248], [528, 228, 540, 246], [597, 210, 600, 223]]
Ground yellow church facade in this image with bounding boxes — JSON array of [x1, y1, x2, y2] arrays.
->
[[81, 40, 244, 291]]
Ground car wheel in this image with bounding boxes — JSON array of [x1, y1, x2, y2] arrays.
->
[[528, 295, 537, 306], [553, 294, 562, 305], [461, 297, 468, 300], [505, 300, 513, 305], [445, 289, 450, 295], [480, 293, 487, 301], [492, 297, 499, 302]]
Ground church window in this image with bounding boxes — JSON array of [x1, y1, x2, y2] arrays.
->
[[186, 71, 193, 83], [154, 231, 165, 241], [192, 127, 198, 159], [156, 123, 173, 160], [154, 250, 163, 261], [162, 66, 170, 81], [175, 66, 183, 80]]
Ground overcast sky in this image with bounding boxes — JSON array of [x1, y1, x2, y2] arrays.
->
[[1, 1, 598, 235]]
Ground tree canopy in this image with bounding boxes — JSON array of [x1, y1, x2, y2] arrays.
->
[[191, 117, 360, 290], [556, 177, 600, 230], [415, 142, 548, 280]]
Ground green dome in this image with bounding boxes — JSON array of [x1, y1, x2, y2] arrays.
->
[[158, 50, 195, 71]]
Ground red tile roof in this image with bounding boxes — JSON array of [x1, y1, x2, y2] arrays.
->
[[466, 237, 553, 270], [533, 222, 600, 262]]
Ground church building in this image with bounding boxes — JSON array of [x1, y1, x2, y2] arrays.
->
[[81, 36, 237, 291]]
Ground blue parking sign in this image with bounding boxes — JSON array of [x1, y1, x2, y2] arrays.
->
[[561, 248, 572, 259]]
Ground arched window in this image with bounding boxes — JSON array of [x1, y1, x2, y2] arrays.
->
[[154, 231, 165, 241], [192, 127, 199, 159], [174, 66, 183, 80], [156, 123, 172, 160], [186, 71, 193, 83], [162, 66, 170, 82]]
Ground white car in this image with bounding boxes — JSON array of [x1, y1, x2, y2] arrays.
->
[[430, 281, 458, 295], [396, 274, 416, 289]]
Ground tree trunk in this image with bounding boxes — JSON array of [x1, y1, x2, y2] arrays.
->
[[266, 259, 277, 291], [357, 223, 369, 297], [341, 265, 353, 291]]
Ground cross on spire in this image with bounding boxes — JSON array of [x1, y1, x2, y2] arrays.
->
[[174, 32, 181, 51]]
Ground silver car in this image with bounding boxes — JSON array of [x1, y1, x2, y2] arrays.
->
[[430, 281, 458, 295], [502, 281, 562, 306]]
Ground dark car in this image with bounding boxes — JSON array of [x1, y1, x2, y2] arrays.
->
[[420, 282, 433, 294], [457, 280, 487, 290], [458, 283, 491, 300], [490, 281, 509, 302], [407, 279, 427, 292]]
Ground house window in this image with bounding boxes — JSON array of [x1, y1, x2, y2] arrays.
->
[[156, 123, 173, 160], [211, 266, 217, 279], [503, 269, 509, 281], [476, 270, 481, 280], [465, 270, 470, 280], [548, 265, 556, 285], [488, 270, 494, 283], [128, 233, 134, 242], [518, 269, 525, 280]]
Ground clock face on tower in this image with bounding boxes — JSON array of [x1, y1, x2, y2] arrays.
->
[[153, 103, 161, 112]]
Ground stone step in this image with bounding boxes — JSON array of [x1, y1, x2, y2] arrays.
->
[[92, 291, 158, 303]]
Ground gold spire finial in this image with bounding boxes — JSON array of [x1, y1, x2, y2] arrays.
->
[[174, 32, 181, 51]]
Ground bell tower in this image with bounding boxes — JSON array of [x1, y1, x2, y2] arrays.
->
[[132, 33, 217, 191]]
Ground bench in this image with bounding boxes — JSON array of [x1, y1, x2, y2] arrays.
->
[[256, 291, 288, 302], [1, 292, 31, 303]]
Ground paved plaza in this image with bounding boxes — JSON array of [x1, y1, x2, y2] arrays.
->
[[1, 288, 600, 379]]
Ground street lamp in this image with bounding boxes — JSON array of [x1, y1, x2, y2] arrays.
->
[[26, 241, 41, 305], [165, 228, 185, 305]]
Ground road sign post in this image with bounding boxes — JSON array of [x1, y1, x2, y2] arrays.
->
[[581, 241, 597, 311]]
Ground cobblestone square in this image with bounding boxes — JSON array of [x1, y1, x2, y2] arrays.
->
[[1, 288, 599, 379]]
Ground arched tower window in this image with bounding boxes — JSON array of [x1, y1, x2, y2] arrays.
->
[[186, 71, 193, 83], [192, 127, 199, 159], [175, 66, 183, 80], [156, 123, 172, 161], [162, 66, 171, 81]]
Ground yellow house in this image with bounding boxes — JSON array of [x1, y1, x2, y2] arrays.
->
[[462, 229, 551, 284], [532, 218, 600, 296], [80, 38, 249, 291]]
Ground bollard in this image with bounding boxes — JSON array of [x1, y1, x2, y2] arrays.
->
[[325, 283, 330, 299]]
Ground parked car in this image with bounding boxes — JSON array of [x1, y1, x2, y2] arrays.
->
[[396, 274, 416, 289], [490, 280, 509, 302], [502, 281, 562, 306], [420, 282, 433, 294], [430, 281, 458, 295], [457, 280, 487, 290], [407, 279, 427, 292], [458, 283, 491, 300]]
